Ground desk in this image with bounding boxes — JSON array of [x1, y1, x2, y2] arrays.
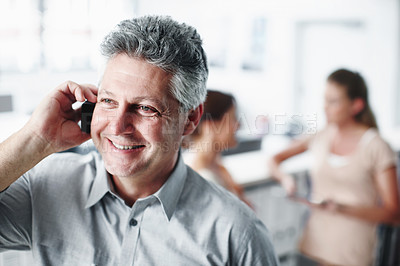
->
[[222, 135, 313, 187], [223, 129, 400, 187]]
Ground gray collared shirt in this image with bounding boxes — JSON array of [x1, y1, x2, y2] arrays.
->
[[0, 151, 278, 265]]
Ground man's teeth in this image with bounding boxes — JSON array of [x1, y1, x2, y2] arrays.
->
[[112, 142, 142, 150]]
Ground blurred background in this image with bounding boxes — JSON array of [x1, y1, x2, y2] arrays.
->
[[0, 0, 399, 265], [1, 0, 399, 134]]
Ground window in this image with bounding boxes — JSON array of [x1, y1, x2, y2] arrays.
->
[[0, 0, 137, 73]]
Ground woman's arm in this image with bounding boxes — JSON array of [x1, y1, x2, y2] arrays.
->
[[218, 165, 253, 207], [315, 166, 400, 224], [268, 137, 310, 195]]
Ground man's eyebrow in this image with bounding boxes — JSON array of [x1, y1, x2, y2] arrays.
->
[[98, 92, 168, 107], [98, 89, 116, 97], [134, 96, 166, 107]]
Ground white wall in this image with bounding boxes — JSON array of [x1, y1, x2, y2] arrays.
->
[[137, 0, 399, 134], [0, 0, 399, 134]]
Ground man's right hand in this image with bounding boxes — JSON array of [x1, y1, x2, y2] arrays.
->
[[26, 81, 98, 155], [0, 81, 97, 191]]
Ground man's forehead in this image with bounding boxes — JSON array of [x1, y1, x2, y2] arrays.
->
[[99, 88, 163, 101], [97, 54, 180, 106], [97, 85, 180, 109]]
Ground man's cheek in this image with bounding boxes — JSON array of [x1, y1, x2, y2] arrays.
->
[[91, 110, 118, 131], [161, 119, 184, 136]]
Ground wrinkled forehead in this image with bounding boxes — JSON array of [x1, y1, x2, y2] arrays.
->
[[100, 55, 176, 98]]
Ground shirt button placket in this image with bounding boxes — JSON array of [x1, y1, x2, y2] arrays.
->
[[119, 203, 145, 266]]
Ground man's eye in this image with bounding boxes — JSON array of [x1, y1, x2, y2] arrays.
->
[[140, 106, 152, 111], [138, 105, 160, 116], [100, 98, 113, 104]]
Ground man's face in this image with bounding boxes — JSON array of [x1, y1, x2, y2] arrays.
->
[[91, 54, 187, 180]]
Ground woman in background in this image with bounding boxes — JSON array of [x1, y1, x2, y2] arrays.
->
[[269, 69, 399, 265], [184, 90, 251, 206]]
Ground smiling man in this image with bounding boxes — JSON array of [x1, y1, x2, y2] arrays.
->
[[92, 54, 188, 207], [0, 16, 278, 265]]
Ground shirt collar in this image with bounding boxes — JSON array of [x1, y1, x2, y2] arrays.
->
[[85, 158, 113, 209], [153, 152, 187, 221], [85, 152, 188, 221]]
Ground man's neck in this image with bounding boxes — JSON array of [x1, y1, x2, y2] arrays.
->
[[110, 155, 178, 207]]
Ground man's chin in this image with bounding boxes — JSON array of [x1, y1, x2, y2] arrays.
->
[[104, 162, 137, 179], [107, 170, 136, 179]]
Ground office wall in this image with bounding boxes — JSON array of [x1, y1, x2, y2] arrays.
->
[[137, 0, 400, 134], [0, 0, 399, 132]]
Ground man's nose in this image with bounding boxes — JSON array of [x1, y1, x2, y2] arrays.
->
[[109, 109, 135, 134]]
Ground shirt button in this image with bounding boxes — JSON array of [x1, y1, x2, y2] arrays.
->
[[129, 218, 138, 226]]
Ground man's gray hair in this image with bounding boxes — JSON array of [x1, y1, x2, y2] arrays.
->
[[100, 15, 208, 111]]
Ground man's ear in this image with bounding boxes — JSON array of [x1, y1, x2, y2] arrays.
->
[[183, 104, 204, 136], [352, 98, 365, 116]]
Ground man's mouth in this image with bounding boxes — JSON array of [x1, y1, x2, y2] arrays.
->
[[111, 141, 145, 150]]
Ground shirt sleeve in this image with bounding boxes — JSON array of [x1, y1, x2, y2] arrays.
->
[[0, 174, 32, 252], [369, 135, 397, 175], [236, 219, 279, 266], [0, 187, 9, 200]]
